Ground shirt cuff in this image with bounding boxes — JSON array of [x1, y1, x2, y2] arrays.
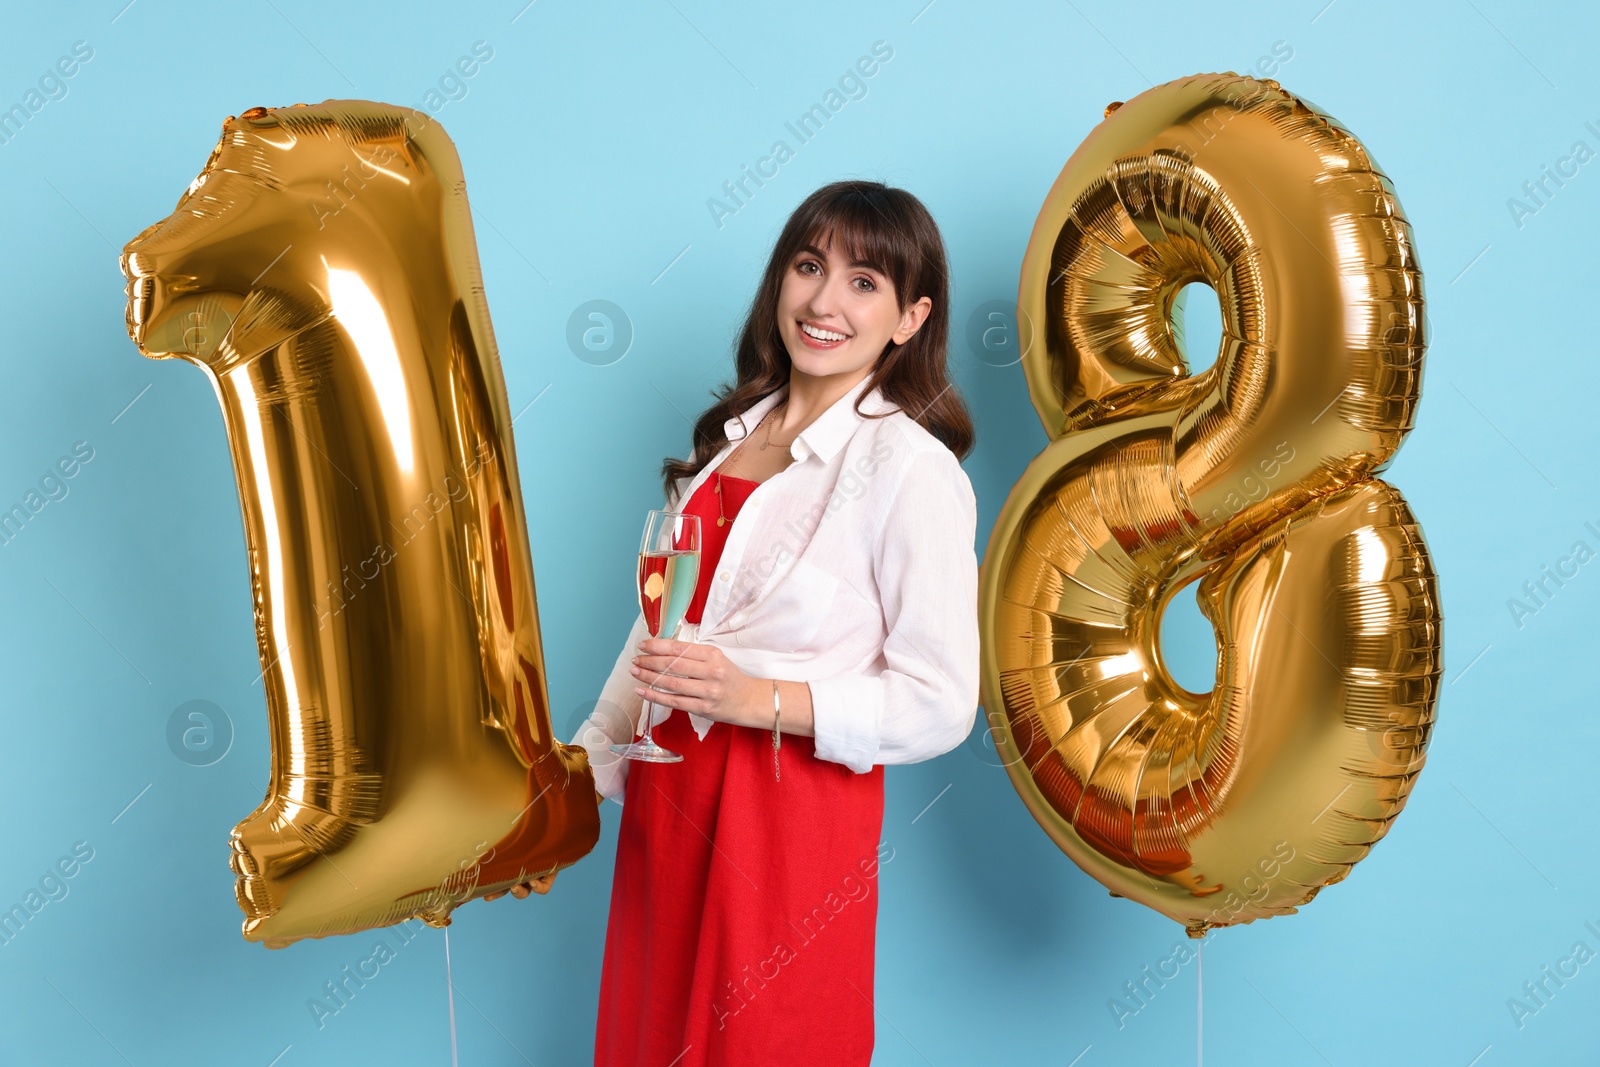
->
[[579, 722, 628, 800], [807, 673, 883, 774], [569, 609, 654, 803], [572, 712, 629, 801]]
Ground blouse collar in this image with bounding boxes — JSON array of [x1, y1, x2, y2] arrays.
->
[[724, 374, 899, 463]]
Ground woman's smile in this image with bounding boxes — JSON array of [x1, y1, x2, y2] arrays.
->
[[797, 318, 852, 349]]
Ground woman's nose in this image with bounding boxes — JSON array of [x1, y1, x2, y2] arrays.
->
[[807, 279, 850, 316]]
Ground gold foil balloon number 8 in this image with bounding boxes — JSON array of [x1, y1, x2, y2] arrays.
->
[[978, 74, 1441, 935]]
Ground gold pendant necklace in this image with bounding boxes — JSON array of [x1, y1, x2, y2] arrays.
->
[[756, 402, 794, 451], [713, 405, 793, 527]]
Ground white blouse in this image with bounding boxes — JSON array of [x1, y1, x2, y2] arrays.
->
[[570, 373, 980, 800]]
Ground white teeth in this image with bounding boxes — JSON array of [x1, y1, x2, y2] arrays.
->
[[801, 322, 847, 342]]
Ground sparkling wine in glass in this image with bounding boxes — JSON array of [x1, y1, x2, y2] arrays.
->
[[611, 509, 700, 763]]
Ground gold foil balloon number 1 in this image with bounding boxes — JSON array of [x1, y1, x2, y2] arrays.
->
[[978, 74, 1441, 935], [121, 101, 600, 946]]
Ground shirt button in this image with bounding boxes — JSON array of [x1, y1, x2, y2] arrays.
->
[[719, 571, 730, 581]]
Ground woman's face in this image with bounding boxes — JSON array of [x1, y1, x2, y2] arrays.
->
[[775, 233, 931, 386]]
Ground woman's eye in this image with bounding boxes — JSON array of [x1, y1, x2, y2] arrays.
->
[[854, 277, 876, 292], [797, 260, 819, 275]]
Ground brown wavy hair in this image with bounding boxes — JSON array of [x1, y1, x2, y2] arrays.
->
[[661, 180, 974, 500]]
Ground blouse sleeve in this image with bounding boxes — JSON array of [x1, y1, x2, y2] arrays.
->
[[806, 447, 981, 773], [567, 476, 690, 801], [569, 607, 651, 801]]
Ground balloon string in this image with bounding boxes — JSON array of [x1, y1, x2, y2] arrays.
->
[[445, 927, 460, 1067], [1197, 938, 1204, 1067]]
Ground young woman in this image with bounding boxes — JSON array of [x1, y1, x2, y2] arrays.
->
[[502, 180, 979, 1065]]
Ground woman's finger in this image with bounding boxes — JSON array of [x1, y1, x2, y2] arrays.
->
[[634, 657, 699, 678], [634, 667, 706, 694], [636, 679, 708, 709], [635, 663, 709, 697], [635, 649, 705, 676], [637, 639, 706, 665], [636, 681, 706, 710], [487, 880, 535, 902]]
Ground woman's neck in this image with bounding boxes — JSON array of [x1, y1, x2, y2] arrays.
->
[[776, 367, 871, 439]]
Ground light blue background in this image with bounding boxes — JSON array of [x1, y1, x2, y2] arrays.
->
[[0, 1, 1594, 1064]]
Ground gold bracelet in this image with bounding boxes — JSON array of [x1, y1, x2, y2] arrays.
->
[[771, 679, 781, 782]]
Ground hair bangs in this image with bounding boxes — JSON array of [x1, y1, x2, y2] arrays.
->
[[659, 179, 973, 497], [800, 195, 913, 307]]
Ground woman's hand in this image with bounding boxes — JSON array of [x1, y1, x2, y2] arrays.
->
[[482, 872, 556, 901], [484, 790, 605, 901], [631, 638, 767, 729]]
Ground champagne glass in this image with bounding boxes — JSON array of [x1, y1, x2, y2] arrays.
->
[[611, 509, 700, 763]]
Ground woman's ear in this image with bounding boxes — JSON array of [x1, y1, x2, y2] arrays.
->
[[892, 295, 933, 345]]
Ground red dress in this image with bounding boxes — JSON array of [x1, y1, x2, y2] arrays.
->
[[595, 469, 887, 1066]]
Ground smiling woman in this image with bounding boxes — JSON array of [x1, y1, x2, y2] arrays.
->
[[548, 181, 980, 1067]]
